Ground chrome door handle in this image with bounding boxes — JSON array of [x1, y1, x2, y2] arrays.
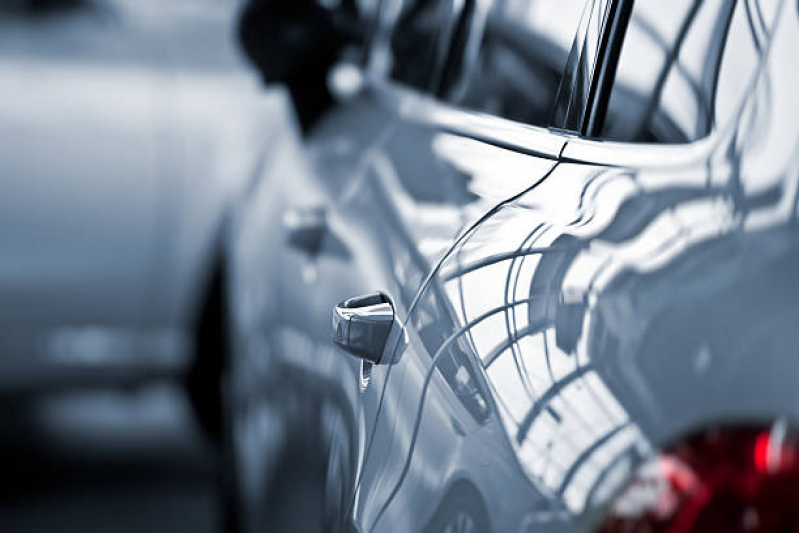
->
[[332, 292, 407, 365], [283, 206, 327, 254]]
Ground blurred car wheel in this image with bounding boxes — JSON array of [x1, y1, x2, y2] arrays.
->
[[186, 265, 229, 445]]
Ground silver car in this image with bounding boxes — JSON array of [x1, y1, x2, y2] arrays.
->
[[227, 0, 799, 531], [0, 0, 295, 456]]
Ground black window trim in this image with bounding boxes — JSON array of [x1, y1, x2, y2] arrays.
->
[[367, 0, 760, 166], [581, 0, 635, 137]]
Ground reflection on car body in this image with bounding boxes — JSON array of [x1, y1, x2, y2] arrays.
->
[[229, 0, 799, 531]]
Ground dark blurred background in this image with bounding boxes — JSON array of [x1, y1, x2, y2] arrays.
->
[[0, 384, 218, 533]]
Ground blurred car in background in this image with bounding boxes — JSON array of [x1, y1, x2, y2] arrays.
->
[[0, 0, 296, 466], [229, 0, 799, 531]]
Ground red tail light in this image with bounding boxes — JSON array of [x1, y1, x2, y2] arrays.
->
[[600, 425, 799, 532]]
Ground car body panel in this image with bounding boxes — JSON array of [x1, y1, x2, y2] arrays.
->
[[309, 99, 573, 531], [228, 0, 799, 530], [0, 0, 274, 390], [0, 7, 160, 328], [362, 1, 799, 530], [228, 84, 564, 528]]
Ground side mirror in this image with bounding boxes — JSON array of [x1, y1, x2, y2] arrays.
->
[[332, 292, 406, 365]]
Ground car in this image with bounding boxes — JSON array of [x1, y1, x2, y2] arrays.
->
[[227, 0, 799, 531], [0, 0, 295, 475]]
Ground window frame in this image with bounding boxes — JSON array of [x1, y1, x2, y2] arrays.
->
[[563, 0, 779, 166], [364, 0, 757, 169], [363, 0, 591, 160]]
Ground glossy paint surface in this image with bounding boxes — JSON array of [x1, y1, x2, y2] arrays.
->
[[229, 0, 799, 531], [366, 3, 799, 530]]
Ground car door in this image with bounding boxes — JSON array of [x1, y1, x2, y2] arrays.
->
[[0, 1, 160, 383], [245, 0, 582, 529], [258, 1, 501, 525], [326, 0, 631, 531], [365, 0, 786, 530], [241, 0, 620, 529]]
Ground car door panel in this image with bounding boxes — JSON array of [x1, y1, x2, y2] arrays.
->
[[295, 0, 607, 527], [247, 0, 619, 527], [251, 82, 567, 530], [329, 109, 576, 531], [232, 98, 443, 528], [369, 157, 681, 530], [359, 155, 613, 531], [377, 47, 799, 525], [307, 105, 493, 529], [0, 6, 162, 384]]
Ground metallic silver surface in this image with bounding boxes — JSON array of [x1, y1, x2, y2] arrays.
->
[[0, 0, 282, 389], [226, 0, 799, 531]]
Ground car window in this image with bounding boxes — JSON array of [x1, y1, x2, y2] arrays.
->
[[372, 0, 461, 92], [549, 0, 616, 132], [713, 0, 778, 128], [599, 0, 775, 144], [443, 0, 589, 128]]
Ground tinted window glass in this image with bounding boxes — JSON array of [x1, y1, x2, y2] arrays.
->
[[550, 0, 615, 132], [600, 0, 771, 143], [443, 0, 588, 127], [713, 0, 775, 127], [379, 0, 459, 92]]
